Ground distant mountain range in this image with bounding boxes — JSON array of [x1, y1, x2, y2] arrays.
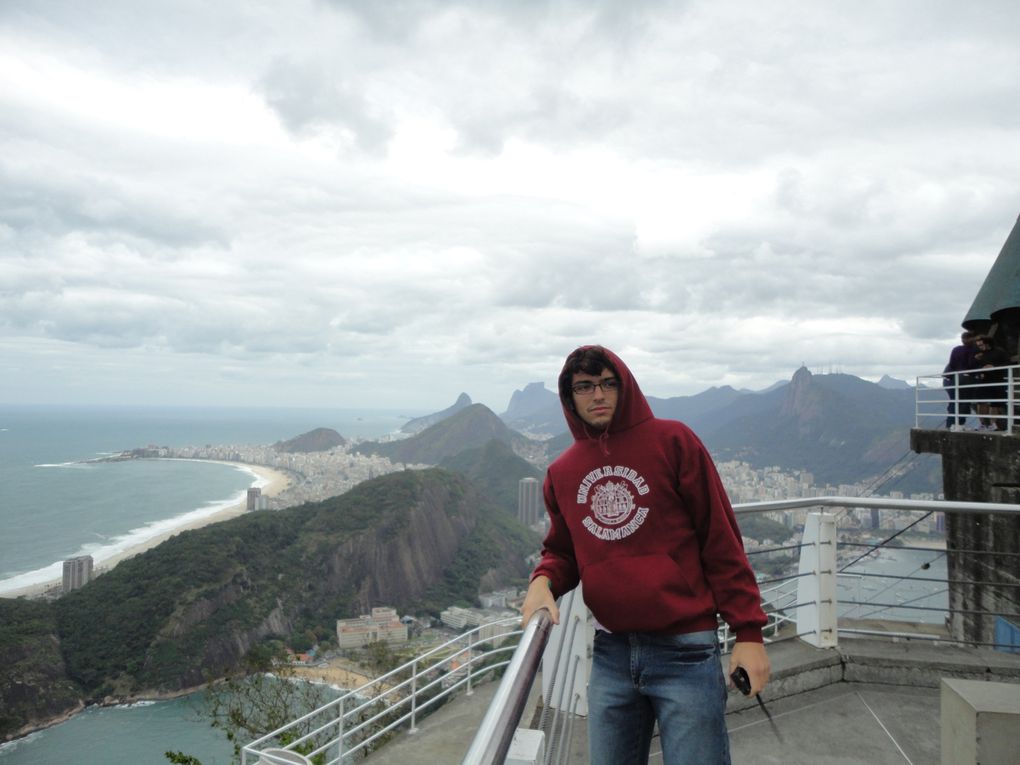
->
[[393, 367, 937, 492], [696, 368, 937, 490], [357, 403, 540, 466], [285, 365, 936, 497]]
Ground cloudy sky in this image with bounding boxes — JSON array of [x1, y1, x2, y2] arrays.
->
[[2, 1, 1019, 412]]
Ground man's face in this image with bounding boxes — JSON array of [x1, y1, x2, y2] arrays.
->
[[571, 369, 618, 429]]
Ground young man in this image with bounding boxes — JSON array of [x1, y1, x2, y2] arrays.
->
[[521, 345, 769, 765]]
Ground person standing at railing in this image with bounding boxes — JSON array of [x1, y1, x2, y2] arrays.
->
[[520, 345, 769, 765], [973, 335, 1011, 431], [943, 330, 977, 431]]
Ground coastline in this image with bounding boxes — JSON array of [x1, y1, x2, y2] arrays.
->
[[0, 460, 292, 600]]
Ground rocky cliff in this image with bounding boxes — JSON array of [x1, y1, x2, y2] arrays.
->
[[0, 600, 83, 740]]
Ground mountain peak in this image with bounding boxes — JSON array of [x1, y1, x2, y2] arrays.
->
[[501, 382, 562, 435], [273, 428, 346, 453], [877, 374, 912, 390], [782, 366, 822, 419], [791, 365, 813, 384], [402, 393, 474, 433]]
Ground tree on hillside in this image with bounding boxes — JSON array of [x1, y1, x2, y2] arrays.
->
[[166, 643, 333, 765]]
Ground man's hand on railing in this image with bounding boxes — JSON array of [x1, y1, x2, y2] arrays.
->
[[520, 575, 559, 627]]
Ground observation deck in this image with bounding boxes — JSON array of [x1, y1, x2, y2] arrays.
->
[[245, 496, 1020, 765]]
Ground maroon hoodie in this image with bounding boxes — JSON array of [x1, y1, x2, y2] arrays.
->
[[532, 346, 766, 643]]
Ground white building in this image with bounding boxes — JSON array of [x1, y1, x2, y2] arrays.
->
[[440, 606, 517, 644], [336, 606, 408, 649]]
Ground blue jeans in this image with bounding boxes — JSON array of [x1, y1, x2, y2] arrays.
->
[[588, 629, 730, 765]]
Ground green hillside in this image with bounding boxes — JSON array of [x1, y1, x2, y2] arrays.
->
[[0, 467, 538, 738]]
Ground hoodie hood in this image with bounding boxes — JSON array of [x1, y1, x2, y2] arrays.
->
[[558, 345, 655, 442]]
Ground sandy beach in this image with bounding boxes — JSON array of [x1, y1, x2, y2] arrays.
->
[[1, 460, 292, 599], [289, 659, 390, 696]]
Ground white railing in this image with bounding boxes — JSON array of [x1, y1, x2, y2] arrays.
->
[[916, 364, 1019, 434], [245, 496, 1020, 765], [461, 609, 554, 765], [241, 616, 522, 765]]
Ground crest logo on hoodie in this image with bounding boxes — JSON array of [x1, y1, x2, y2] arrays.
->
[[577, 465, 650, 541]]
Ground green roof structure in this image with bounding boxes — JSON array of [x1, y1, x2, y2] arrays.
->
[[963, 213, 1020, 330]]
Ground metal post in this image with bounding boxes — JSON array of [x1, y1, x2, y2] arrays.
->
[[467, 631, 475, 696], [409, 659, 419, 734], [953, 373, 960, 428], [797, 511, 838, 647], [1008, 366, 1015, 435], [542, 585, 590, 717], [336, 698, 345, 765]]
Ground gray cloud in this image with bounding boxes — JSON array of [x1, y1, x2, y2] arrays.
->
[[1, 0, 1018, 410]]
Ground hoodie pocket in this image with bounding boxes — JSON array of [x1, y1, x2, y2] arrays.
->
[[581, 553, 713, 633]]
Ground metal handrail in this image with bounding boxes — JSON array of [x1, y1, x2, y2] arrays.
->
[[242, 615, 523, 765], [732, 495, 1020, 515], [916, 363, 1018, 433], [460, 608, 554, 765]]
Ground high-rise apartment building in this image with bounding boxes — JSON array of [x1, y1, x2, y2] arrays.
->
[[62, 555, 93, 593], [518, 477, 542, 526], [246, 487, 262, 511]]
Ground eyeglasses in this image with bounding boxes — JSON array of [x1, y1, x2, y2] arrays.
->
[[571, 377, 619, 396]]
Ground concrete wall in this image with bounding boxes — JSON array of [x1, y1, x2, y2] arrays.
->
[[911, 429, 1020, 645]]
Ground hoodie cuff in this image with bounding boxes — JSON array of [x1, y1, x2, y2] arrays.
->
[[733, 626, 764, 643]]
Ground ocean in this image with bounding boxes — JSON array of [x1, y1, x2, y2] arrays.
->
[[837, 544, 949, 624], [0, 404, 417, 764]]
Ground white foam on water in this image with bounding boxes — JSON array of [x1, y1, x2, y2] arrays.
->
[[0, 461, 259, 595]]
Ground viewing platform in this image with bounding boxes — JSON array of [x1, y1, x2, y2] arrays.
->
[[360, 631, 1020, 765], [245, 496, 1020, 765]]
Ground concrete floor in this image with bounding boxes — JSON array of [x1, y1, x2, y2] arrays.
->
[[360, 636, 1020, 764]]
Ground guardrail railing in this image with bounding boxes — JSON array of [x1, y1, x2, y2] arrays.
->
[[916, 363, 1018, 434], [241, 615, 523, 765], [461, 608, 553, 765], [732, 497, 1020, 647], [245, 496, 1020, 764]]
